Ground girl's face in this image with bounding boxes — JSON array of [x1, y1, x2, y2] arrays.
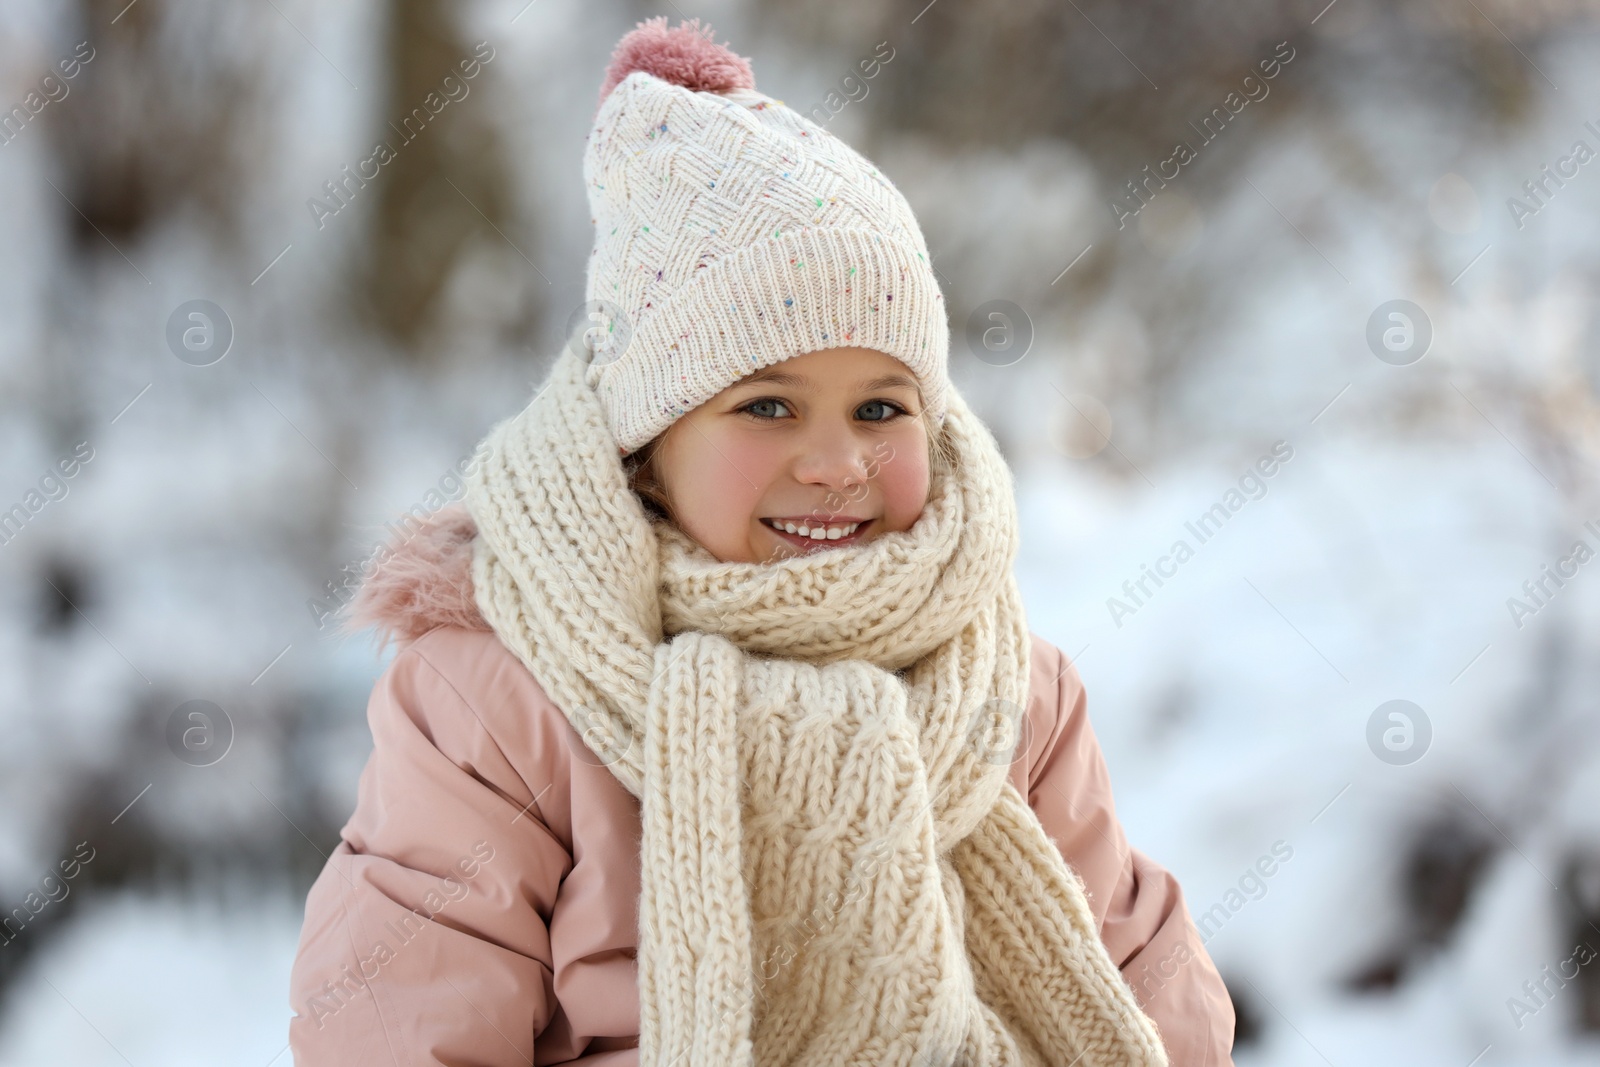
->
[[649, 347, 933, 564]]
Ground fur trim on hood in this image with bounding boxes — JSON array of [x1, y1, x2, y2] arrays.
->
[[342, 503, 489, 648]]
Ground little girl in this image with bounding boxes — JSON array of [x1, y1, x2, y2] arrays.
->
[[288, 18, 1234, 1066]]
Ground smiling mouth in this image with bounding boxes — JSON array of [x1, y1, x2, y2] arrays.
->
[[759, 516, 873, 546]]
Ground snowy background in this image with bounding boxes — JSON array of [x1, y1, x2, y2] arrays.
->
[[2, 0, 1600, 1062]]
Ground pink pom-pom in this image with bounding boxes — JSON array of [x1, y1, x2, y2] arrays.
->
[[597, 16, 755, 107]]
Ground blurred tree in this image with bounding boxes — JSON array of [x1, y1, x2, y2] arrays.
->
[[358, 0, 530, 354], [50, 0, 265, 255]]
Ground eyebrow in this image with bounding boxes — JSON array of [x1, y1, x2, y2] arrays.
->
[[734, 369, 922, 393]]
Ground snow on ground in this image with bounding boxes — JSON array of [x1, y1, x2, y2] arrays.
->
[[0, 888, 301, 1067]]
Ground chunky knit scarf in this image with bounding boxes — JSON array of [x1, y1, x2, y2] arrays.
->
[[463, 348, 1169, 1067]]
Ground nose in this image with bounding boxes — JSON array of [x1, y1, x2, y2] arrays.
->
[[789, 424, 875, 494]]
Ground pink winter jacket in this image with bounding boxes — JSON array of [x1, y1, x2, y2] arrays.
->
[[287, 509, 1236, 1065]]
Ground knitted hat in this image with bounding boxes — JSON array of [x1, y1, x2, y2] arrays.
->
[[581, 18, 951, 454]]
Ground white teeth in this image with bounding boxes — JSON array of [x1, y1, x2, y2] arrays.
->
[[766, 519, 861, 540]]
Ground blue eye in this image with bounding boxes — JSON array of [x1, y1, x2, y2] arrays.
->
[[742, 398, 791, 419], [739, 397, 909, 422], [856, 400, 906, 422]]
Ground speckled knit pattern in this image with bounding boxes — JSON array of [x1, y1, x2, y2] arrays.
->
[[582, 68, 952, 454], [462, 349, 1170, 1067]]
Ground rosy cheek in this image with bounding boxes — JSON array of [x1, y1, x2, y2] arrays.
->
[[875, 441, 931, 531], [678, 427, 784, 560]]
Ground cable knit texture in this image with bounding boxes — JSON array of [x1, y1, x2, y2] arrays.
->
[[462, 347, 1170, 1067], [581, 20, 950, 454]]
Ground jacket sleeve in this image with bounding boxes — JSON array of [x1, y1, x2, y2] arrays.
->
[[1026, 643, 1236, 1067], [287, 629, 629, 1066]]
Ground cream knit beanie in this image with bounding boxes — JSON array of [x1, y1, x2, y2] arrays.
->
[[581, 17, 951, 454]]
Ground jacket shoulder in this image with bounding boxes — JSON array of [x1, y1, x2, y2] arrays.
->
[[379, 622, 588, 843], [1015, 632, 1080, 793]]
